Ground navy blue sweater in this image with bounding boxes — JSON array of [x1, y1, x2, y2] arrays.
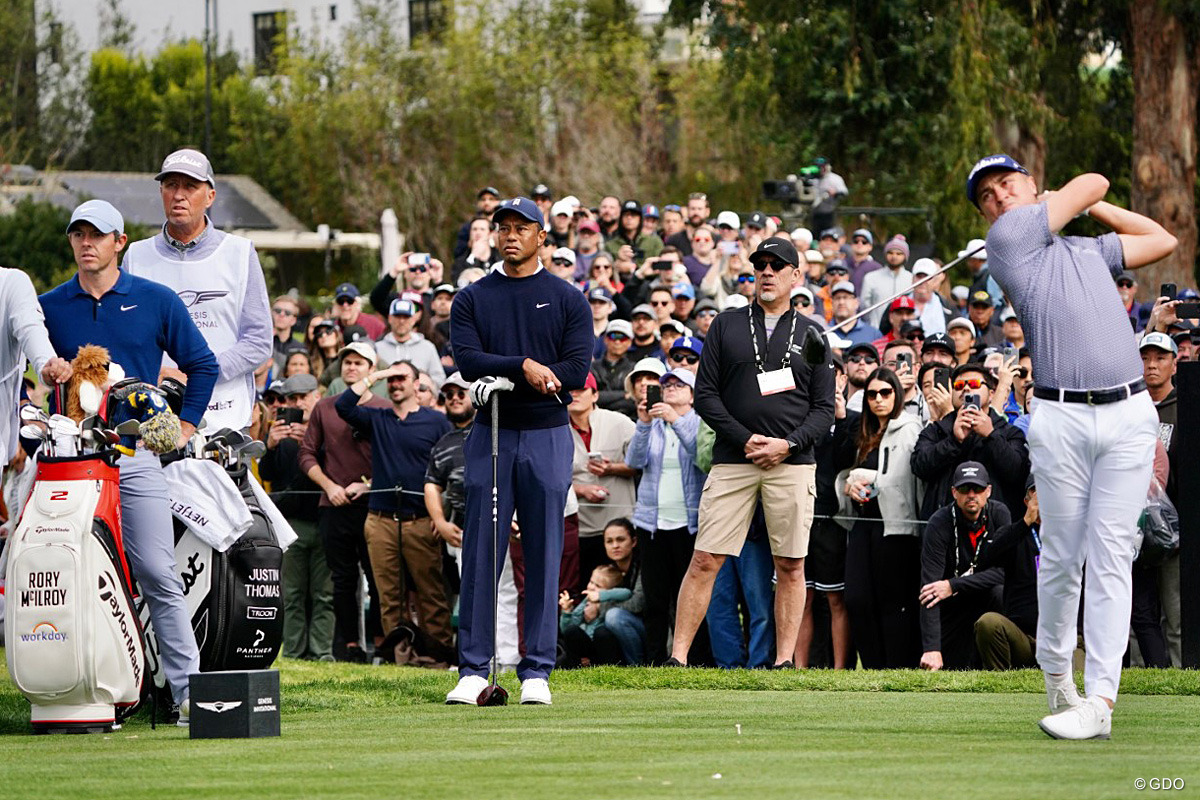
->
[[335, 389, 451, 515], [40, 271, 218, 425], [450, 267, 593, 429]]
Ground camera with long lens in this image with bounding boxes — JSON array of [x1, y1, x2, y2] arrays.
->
[[763, 165, 821, 207]]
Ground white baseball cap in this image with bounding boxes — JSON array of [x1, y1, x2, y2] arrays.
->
[[958, 238, 987, 261], [912, 258, 939, 277], [947, 317, 976, 336], [1140, 331, 1178, 355], [716, 210, 741, 229]]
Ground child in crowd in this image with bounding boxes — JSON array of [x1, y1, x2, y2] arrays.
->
[[557, 564, 632, 666]]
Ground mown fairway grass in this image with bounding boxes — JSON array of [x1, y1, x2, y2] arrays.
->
[[0, 658, 1197, 800]]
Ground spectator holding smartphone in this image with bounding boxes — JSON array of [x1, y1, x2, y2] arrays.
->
[[833, 367, 923, 668]]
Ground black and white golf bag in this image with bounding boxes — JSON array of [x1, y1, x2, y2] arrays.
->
[[3, 455, 146, 733]]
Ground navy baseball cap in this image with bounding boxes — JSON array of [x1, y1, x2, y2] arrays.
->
[[492, 196, 544, 227], [749, 237, 800, 269], [588, 287, 613, 303], [334, 282, 360, 300], [389, 298, 417, 317], [952, 461, 990, 490], [643, 204, 660, 219], [67, 199, 125, 235], [966, 154, 1030, 207], [746, 211, 768, 229]]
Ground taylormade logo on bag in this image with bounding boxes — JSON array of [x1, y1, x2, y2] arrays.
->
[[98, 571, 142, 685]]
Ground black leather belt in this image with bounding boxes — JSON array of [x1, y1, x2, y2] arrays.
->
[[1032, 378, 1146, 406]]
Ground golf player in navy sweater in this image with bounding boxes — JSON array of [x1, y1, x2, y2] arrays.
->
[[446, 197, 593, 705]]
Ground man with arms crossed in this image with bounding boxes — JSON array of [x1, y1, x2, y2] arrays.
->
[[967, 154, 1176, 739], [123, 148, 271, 430], [447, 197, 593, 705], [669, 237, 835, 668]]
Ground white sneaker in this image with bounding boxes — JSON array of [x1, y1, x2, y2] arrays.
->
[[520, 677, 552, 705], [1044, 673, 1083, 714], [1038, 695, 1112, 740], [176, 699, 190, 728], [445, 675, 489, 705]]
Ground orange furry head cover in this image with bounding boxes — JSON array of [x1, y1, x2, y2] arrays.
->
[[65, 345, 122, 422]]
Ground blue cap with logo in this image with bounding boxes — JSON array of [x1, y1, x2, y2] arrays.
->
[[335, 282, 360, 301], [389, 297, 417, 317], [67, 199, 125, 235], [642, 203, 660, 219], [492, 196, 544, 227], [966, 154, 1030, 206], [588, 287, 613, 303], [670, 335, 703, 356], [672, 283, 696, 300]]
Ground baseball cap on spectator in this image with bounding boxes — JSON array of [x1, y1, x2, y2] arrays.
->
[[716, 211, 740, 230], [912, 258, 938, 277], [923, 332, 955, 355], [155, 148, 215, 186], [1179, 287, 1199, 300], [889, 296, 916, 312], [389, 298, 417, 317], [952, 460, 991, 490], [1115, 270, 1137, 286], [749, 236, 799, 269], [582, 372, 598, 391], [313, 319, 337, 334], [643, 204, 660, 219], [661, 319, 687, 336], [493, 196, 544, 227], [588, 287, 613, 304], [724, 295, 750, 310], [342, 324, 368, 343], [477, 186, 500, 198], [660, 367, 696, 389], [746, 211, 768, 230], [1172, 331, 1193, 348], [694, 299, 719, 316], [670, 335, 703, 357], [631, 303, 656, 319], [825, 259, 850, 277], [846, 341, 879, 360], [947, 317, 976, 336], [883, 235, 909, 260], [830, 280, 856, 296], [282, 373, 319, 396], [605, 319, 633, 338], [621, 200, 642, 215], [441, 372, 472, 393], [550, 198, 575, 218], [67, 199, 125, 235], [576, 218, 600, 233], [958, 239, 988, 260], [791, 226, 812, 242], [552, 247, 576, 265], [851, 228, 873, 245], [805, 250, 825, 265], [951, 285, 970, 302], [281, 340, 307, 357], [790, 286, 814, 304], [530, 183, 551, 199], [672, 283, 696, 300], [999, 307, 1018, 323], [334, 282, 360, 301], [900, 320, 924, 340], [819, 227, 844, 240], [1140, 331, 1178, 355], [338, 341, 378, 366], [624, 356, 667, 395], [965, 154, 1029, 206], [969, 290, 993, 307], [433, 283, 456, 296], [262, 380, 285, 402]]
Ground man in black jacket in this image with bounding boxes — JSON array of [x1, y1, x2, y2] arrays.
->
[[668, 237, 836, 669], [911, 362, 1028, 521], [974, 473, 1040, 670], [918, 462, 1009, 671]]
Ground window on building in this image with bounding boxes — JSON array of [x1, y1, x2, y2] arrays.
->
[[408, 0, 444, 41], [330, 4, 337, 21], [253, 11, 287, 74]]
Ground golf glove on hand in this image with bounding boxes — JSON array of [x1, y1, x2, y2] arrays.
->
[[471, 376, 515, 407]]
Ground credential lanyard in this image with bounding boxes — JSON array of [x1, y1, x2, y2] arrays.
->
[[748, 306, 798, 374]]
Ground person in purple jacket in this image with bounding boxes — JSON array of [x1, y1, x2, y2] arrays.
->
[[446, 197, 593, 706]]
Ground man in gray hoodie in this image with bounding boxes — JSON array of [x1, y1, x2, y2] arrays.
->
[[375, 297, 445, 387]]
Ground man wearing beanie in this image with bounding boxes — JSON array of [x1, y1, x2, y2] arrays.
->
[[860, 234, 914, 329]]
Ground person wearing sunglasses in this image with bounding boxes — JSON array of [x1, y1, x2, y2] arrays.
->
[[833, 366, 923, 668], [668, 236, 835, 669], [843, 341, 881, 413], [917, 461, 1010, 673], [271, 295, 301, 373], [1114, 269, 1152, 333], [684, 225, 718, 288], [846, 228, 882, 294], [592, 319, 638, 418], [911, 362, 1029, 528], [667, 335, 703, 375], [333, 282, 386, 341]]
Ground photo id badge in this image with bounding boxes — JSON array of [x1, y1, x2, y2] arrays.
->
[[757, 368, 796, 396]]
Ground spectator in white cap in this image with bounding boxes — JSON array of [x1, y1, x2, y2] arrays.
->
[[123, 147, 272, 431], [946, 317, 976, 365], [951, 284, 971, 315], [911, 258, 950, 334], [1000, 307, 1025, 348], [547, 199, 577, 248], [549, 246, 578, 284], [593, 318, 638, 418], [715, 211, 741, 244], [789, 285, 825, 327], [860, 234, 913, 328], [375, 297, 445, 387], [790, 227, 814, 253], [960, 238, 1003, 309], [801, 249, 832, 321]]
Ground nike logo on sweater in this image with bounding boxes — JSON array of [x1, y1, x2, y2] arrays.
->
[[536, 303, 549, 309], [120, 304, 138, 311]]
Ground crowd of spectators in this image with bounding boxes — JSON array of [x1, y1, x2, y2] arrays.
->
[[236, 183, 1193, 671]]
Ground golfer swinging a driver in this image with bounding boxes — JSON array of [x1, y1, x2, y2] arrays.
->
[[447, 196, 593, 706]]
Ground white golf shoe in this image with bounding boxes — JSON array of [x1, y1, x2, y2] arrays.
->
[[1038, 695, 1112, 740], [520, 677, 552, 705], [1044, 673, 1083, 714], [445, 675, 489, 705]]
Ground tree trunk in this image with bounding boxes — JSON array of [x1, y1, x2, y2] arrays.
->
[[1129, 2, 1198, 293], [995, 116, 1046, 190]]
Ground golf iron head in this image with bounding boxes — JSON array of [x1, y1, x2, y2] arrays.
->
[[476, 683, 508, 707]]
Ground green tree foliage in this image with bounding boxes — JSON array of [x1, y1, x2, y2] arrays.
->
[[0, 198, 76, 292]]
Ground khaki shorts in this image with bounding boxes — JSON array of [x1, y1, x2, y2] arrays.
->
[[696, 463, 816, 559]]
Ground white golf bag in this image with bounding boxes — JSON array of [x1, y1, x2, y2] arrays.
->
[[3, 454, 146, 733]]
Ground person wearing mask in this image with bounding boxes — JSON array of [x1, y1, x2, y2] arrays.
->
[[626, 368, 709, 665], [834, 367, 923, 668], [917, 461, 1010, 671], [860, 235, 913, 329]]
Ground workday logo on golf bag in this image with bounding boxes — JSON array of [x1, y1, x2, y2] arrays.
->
[[98, 571, 142, 685], [18, 622, 69, 644]]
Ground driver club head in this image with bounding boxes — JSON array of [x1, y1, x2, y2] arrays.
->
[[476, 684, 508, 707]]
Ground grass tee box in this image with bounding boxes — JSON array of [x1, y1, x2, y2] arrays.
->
[[189, 669, 280, 739]]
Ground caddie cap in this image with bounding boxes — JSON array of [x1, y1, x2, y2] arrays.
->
[[155, 148, 215, 185]]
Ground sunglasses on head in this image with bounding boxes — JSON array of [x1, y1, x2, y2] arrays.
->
[[736, 274, 755, 284], [847, 354, 877, 364], [670, 352, 699, 364], [865, 387, 894, 400], [953, 378, 986, 390], [272, 306, 296, 316]]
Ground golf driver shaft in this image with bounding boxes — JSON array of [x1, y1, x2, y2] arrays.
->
[[490, 391, 500, 687]]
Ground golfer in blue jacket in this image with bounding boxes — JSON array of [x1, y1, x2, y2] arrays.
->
[[446, 197, 593, 705]]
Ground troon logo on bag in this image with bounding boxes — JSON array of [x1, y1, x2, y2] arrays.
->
[[18, 622, 68, 643], [98, 571, 142, 685]]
